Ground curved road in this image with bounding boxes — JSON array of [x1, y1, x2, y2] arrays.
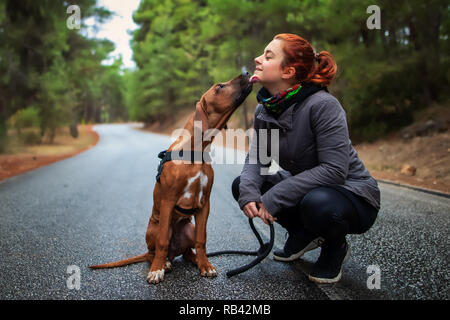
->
[[0, 123, 448, 299]]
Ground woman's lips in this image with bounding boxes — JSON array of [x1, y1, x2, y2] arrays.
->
[[250, 68, 261, 83], [250, 75, 260, 83]]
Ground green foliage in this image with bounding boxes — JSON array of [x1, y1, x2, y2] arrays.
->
[[0, 0, 128, 151], [8, 107, 42, 145], [1, 0, 447, 149], [9, 107, 41, 134], [127, 0, 448, 142]]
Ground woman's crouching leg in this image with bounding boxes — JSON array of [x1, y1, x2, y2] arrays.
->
[[299, 186, 360, 248]]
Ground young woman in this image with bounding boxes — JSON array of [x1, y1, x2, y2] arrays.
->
[[231, 33, 381, 284]]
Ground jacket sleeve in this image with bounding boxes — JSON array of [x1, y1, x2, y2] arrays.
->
[[238, 105, 272, 210], [260, 98, 350, 216]]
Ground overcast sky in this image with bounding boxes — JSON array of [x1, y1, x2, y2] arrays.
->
[[84, 0, 141, 69]]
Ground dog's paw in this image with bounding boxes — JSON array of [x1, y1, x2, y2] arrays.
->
[[198, 262, 217, 278], [147, 269, 165, 284], [204, 267, 217, 277]]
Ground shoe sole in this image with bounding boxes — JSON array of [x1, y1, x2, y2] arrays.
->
[[273, 238, 323, 262], [308, 244, 351, 284]]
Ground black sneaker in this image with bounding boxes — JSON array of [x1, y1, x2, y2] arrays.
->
[[273, 230, 324, 262], [308, 239, 351, 284]]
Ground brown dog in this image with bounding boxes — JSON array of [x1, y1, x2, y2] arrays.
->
[[89, 72, 253, 284]]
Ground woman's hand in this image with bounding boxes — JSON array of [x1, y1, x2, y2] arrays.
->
[[256, 202, 277, 225], [243, 201, 277, 224], [243, 201, 259, 219]]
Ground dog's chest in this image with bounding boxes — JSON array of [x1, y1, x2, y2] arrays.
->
[[182, 170, 209, 200], [177, 170, 209, 209]]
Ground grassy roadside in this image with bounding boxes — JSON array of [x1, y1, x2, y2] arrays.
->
[[0, 125, 99, 182]]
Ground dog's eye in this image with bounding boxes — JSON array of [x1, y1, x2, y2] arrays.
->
[[216, 84, 225, 93]]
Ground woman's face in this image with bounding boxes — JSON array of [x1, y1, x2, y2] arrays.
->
[[252, 39, 294, 85]]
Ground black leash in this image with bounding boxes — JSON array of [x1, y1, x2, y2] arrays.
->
[[207, 218, 274, 278], [155, 149, 275, 277]]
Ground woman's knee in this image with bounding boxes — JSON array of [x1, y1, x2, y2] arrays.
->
[[299, 187, 340, 229], [299, 187, 358, 239], [231, 175, 240, 202]]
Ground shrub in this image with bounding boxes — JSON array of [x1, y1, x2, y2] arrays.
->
[[20, 131, 41, 145], [9, 107, 41, 135]]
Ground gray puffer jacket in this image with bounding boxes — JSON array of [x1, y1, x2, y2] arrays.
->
[[238, 90, 381, 216]]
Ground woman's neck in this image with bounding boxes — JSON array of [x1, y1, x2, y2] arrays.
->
[[264, 79, 300, 96]]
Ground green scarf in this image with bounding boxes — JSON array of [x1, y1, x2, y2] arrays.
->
[[257, 82, 328, 117], [256, 84, 302, 116]]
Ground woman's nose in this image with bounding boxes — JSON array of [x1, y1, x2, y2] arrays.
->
[[254, 55, 262, 65]]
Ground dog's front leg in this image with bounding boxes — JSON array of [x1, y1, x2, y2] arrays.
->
[[194, 199, 217, 277], [147, 199, 175, 284]]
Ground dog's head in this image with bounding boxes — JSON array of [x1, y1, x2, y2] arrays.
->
[[194, 71, 253, 133]]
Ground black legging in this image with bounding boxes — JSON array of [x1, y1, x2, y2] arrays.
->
[[232, 175, 378, 248]]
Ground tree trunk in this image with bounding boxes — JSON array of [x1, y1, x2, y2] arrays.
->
[[0, 116, 7, 153]]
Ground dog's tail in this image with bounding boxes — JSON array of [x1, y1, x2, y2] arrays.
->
[[89, 253, 151, 269]]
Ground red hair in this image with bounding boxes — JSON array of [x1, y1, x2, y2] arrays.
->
[[273, 33, 337, 87]]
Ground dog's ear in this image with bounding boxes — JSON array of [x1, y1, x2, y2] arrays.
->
[[194, 100, 209, 132]]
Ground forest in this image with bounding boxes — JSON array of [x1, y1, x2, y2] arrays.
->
[[0, 0, 448, 152]]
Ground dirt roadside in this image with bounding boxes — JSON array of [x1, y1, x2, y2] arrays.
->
[[0, 125, 99, 182]]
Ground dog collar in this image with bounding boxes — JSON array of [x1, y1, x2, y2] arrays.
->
[[155, 149, 211, 184]]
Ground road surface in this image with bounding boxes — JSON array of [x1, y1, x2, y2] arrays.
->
[[0, 123, 448, 299]]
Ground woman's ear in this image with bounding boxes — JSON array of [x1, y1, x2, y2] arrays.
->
[[194, 100, 209, 132], [281, 66, 296, 80]]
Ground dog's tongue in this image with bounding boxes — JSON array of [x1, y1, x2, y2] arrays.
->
[[249, 75, 260, 83]]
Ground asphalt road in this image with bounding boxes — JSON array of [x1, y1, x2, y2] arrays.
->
[[0, 123, 448, 300]]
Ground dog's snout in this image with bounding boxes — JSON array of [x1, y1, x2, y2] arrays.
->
[[241, 66, 250, 77], [238, 71, 251, 86]]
